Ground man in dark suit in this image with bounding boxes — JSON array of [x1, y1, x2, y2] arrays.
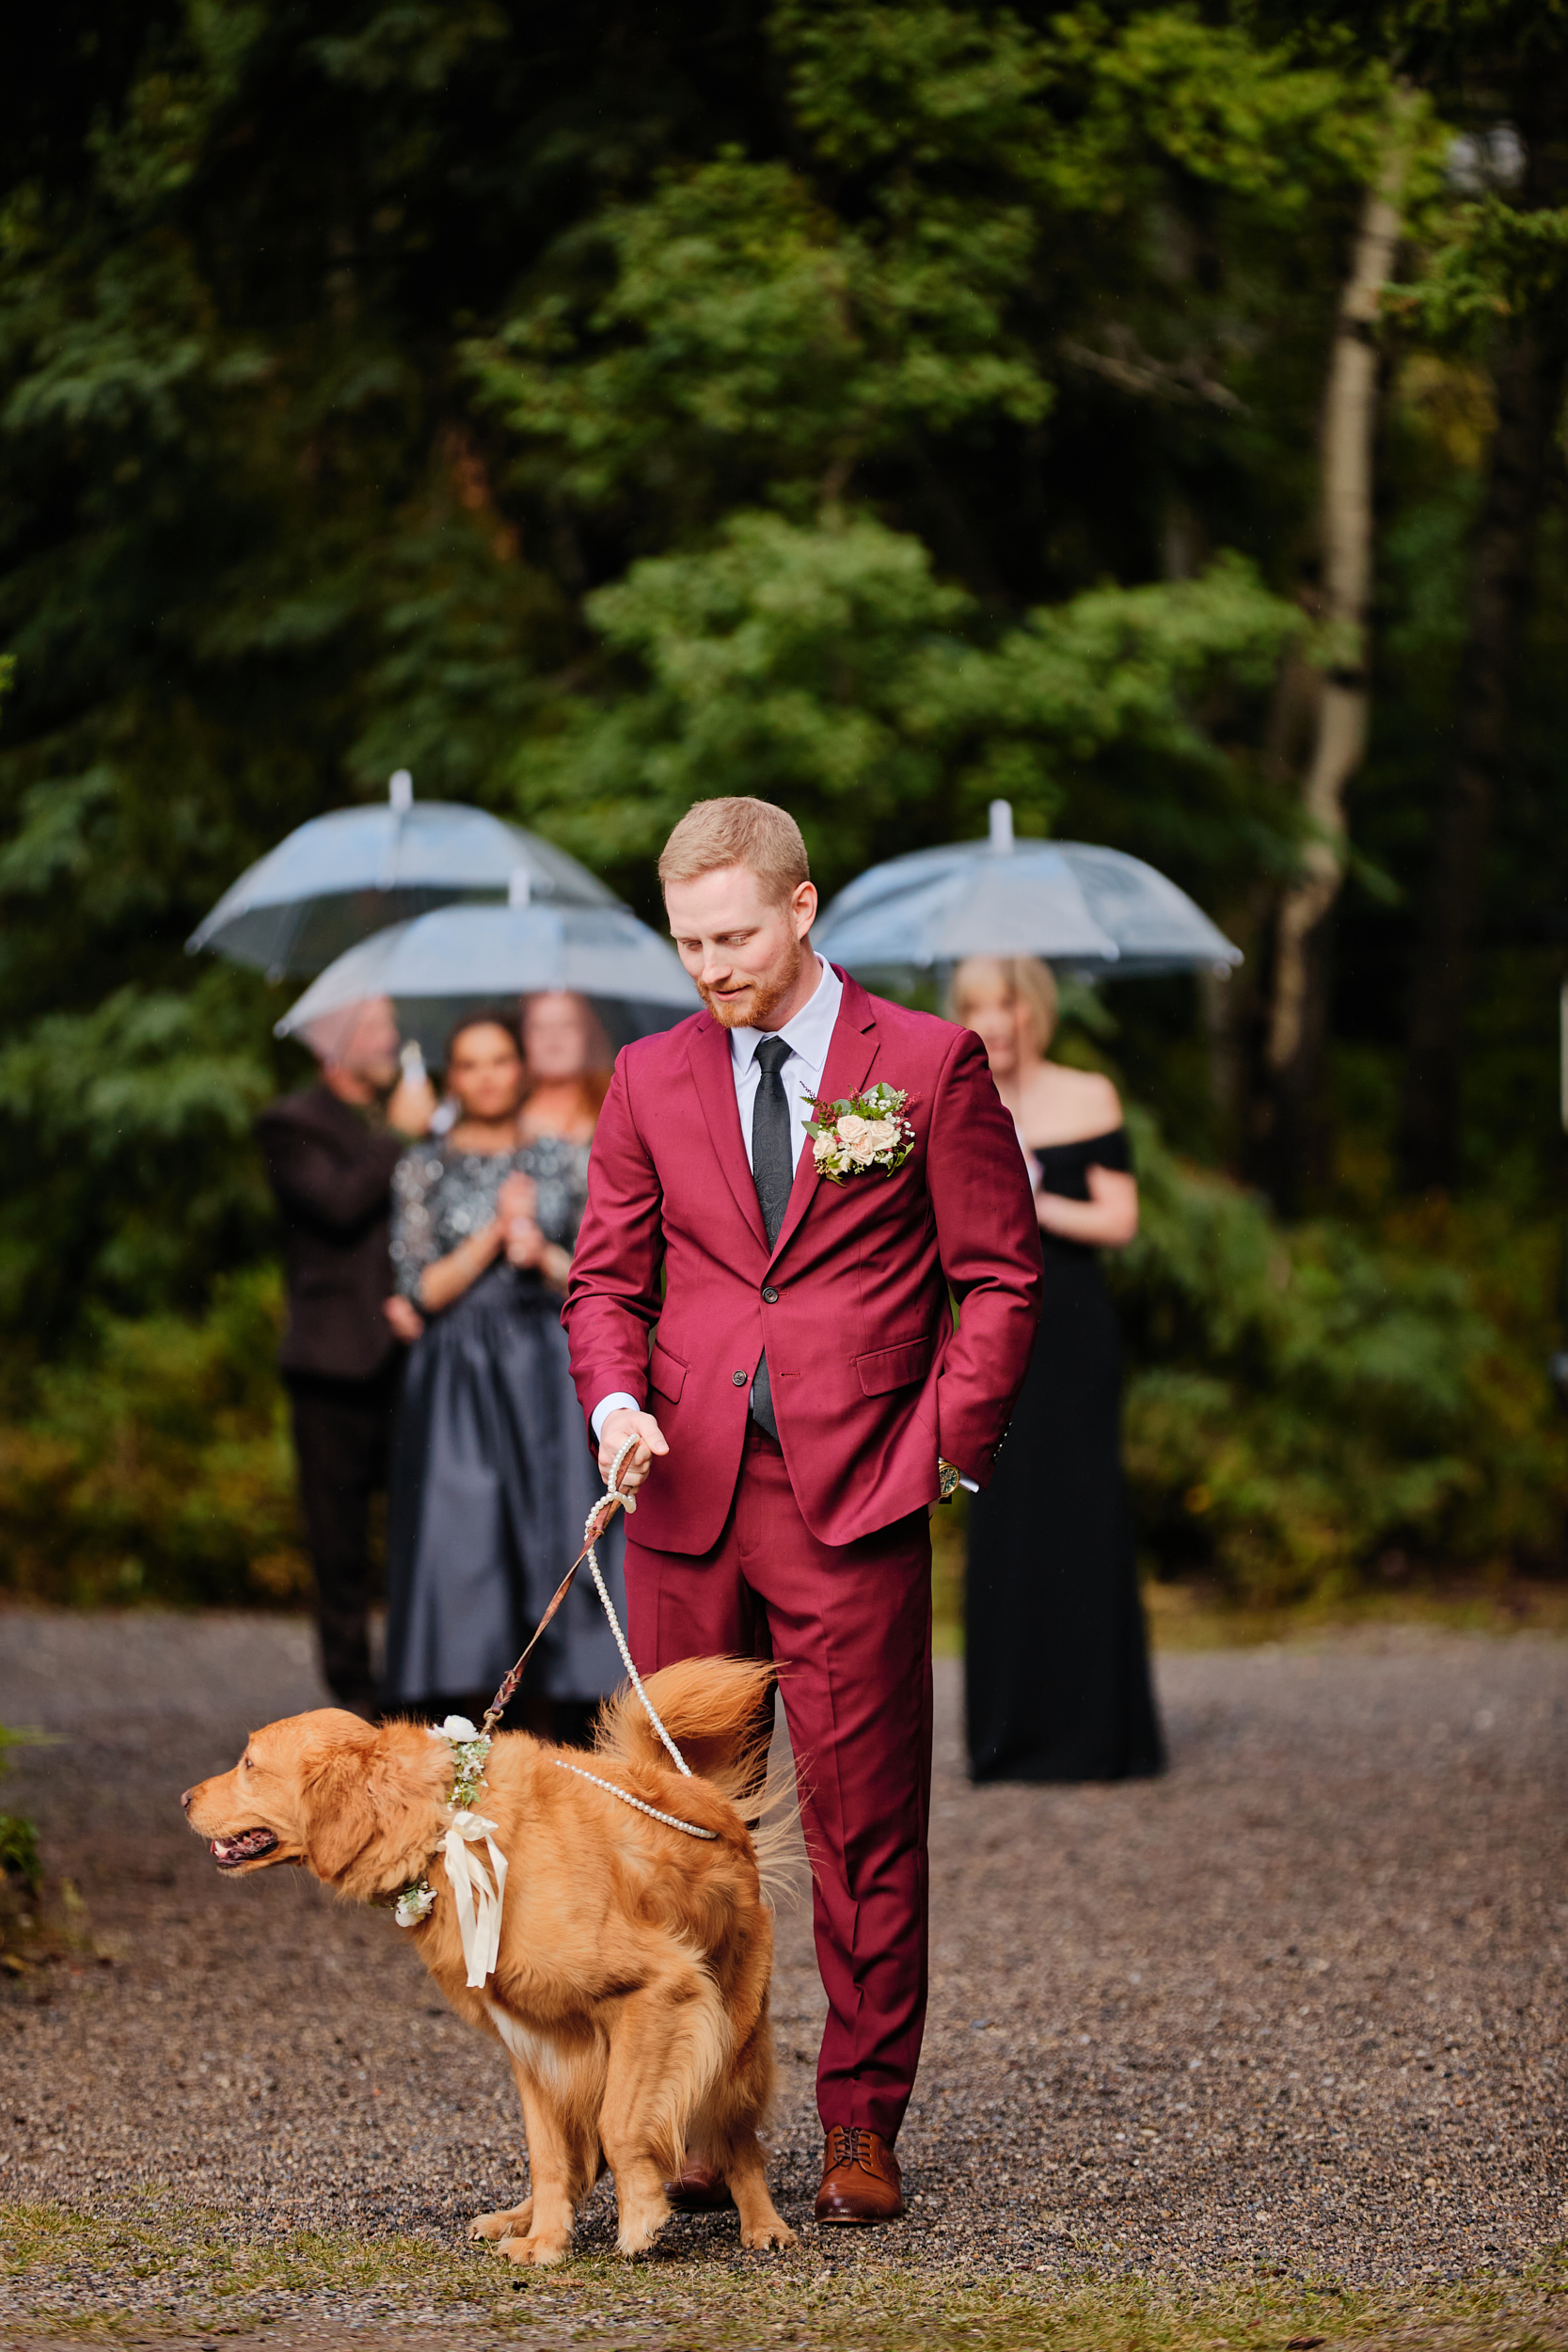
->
[[256, 995, 434, 1714]]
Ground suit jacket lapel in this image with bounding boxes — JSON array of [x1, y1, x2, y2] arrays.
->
[[768, 969, 880, 1269], [687, 1013, 768, 1252]]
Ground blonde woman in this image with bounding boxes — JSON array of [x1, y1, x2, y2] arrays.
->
[[953, 956, 1164, 1782]]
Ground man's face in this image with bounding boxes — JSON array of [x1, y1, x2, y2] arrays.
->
[[665, 866, 818, 1031], [338, 996, 402, 1091]]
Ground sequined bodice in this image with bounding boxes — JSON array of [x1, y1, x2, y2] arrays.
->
[[390, 1133, 591, 1299]]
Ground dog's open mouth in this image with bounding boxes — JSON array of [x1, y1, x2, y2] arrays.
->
[[209, 1827, 279, 1868]]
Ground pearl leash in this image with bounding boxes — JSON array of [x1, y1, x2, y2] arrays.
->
[[551, 1758, 717, 1839], [578, 1438, 699, 1780], [486, 1434, 718, 1839], [394, 1439, 726, 1971], [557, 1438, 717, 1836]]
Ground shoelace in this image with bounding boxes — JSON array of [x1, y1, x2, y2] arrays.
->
[[828, 2125, 882, 2171]]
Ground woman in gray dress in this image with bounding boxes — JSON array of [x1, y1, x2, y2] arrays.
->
[[382, 999, 626, 1741]]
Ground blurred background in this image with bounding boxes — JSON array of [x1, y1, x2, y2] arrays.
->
[[3, 0, 1566, 1629]]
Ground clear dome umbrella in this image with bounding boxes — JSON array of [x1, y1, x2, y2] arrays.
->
[[276, 889, 699, 1063], [813, 802, 1242, 980], [187, 770, 617, 981]]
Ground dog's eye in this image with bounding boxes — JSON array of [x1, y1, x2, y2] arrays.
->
[[243, 1756, 256, 1772]]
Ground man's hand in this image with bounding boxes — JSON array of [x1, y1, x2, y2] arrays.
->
[[386, 1068, 438, 1137], [382, 1295, 424, 1343], [598, 1406, 669, 1495]]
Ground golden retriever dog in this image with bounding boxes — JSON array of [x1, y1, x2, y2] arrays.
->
[[182, 1655, 796, 2266]]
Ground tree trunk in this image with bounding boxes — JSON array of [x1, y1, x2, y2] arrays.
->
[[1397, 315, 1567, 1192], [1261, 132, 1409, 1207]]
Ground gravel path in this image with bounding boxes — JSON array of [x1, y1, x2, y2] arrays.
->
[[0, 1606, 1563, 2336]]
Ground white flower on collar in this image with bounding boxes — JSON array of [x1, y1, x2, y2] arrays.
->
[[394, 1883, 436, 1928]]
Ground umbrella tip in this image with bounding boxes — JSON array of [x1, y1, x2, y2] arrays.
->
[[389, 770, 413, 812], [988, 799, 1014, 855]]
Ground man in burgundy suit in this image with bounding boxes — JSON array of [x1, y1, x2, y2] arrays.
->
[[564, 798, 1039, 2223]]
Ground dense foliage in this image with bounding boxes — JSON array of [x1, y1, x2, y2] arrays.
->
[[1, 0, 1565, 1603]]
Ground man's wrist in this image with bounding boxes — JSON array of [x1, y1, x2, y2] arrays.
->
[[592, 1391, 642, 1443]]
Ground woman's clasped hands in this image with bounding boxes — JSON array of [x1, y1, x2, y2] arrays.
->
[[498, 1170, 545, 1269]]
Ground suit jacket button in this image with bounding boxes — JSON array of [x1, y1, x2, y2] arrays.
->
[[732, 1368, 747, 1386], [762, 1285, 779, 1304]]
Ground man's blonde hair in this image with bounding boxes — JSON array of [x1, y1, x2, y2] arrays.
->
[[657, 797, 810, 905]]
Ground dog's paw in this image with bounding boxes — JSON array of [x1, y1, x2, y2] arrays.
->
[[499, 2232, 568, 2268], [614, 2209, 672, 2257], [469, 2201, 531, 2242], [741, 2216, 798, 2251]]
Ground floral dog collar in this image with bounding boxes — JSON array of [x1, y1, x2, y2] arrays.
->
[[391, 1716, 508, 1989]]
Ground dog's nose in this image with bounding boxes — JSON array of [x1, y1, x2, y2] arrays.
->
[[180, 1788, 194, 1812]]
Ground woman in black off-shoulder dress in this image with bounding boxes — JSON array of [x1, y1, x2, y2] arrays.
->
[[954, 957, 1164, 1783]]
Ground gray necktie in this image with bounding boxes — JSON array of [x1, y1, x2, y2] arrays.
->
[[749, 1035, 793, 1438]]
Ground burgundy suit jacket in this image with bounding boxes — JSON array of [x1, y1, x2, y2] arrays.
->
[[564, 969, 1041, 1554]]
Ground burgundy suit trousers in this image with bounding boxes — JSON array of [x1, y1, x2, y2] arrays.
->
[[625, 1423, 933, 2143]]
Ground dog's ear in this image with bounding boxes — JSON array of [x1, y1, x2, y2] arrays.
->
[[361, 1727, 454, 1895], [301, 1724, 380, 1885]]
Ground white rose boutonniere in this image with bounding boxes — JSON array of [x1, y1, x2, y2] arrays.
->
[[805, 1083, 916, 1184]]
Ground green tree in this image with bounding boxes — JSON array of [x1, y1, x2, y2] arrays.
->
[[2, 0, 1565, 1602], [507, 515, 1299, 889], [0, 0, 762, 1341]]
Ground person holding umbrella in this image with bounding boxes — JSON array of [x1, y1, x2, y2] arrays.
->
[[194, 778, 676, 1724], [952, 955, 1164, 1784], [255, 994, 436, 1717], [813, 803, 1232, 1786], [382, 996, 627, 1742]]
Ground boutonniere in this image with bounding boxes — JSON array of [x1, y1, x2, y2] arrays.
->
[[804, 1083, 916, 1184]]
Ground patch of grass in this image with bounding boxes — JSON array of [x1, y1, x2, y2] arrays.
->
[[1142, 1575, 1568, 1651], [930, 1487, 967, 1658], [930, 1487, 1568, 1663], [2, 2201, 1565, 2351], [0, 1727, 89, 1975]]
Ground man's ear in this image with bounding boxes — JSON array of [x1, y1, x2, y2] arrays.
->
[[302, 1733, 379, 1884]]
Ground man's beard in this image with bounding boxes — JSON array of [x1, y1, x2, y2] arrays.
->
[[699, 935, 803, 1033]]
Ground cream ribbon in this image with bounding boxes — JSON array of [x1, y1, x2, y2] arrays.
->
[[442, 1808, 508, 1989]]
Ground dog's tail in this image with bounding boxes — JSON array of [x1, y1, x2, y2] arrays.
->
[[595, 1655, 777, 1811]]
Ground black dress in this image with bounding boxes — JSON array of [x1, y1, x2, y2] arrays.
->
[[964, 1126, 1164, 1783], [383, 1136, 626, 1715]]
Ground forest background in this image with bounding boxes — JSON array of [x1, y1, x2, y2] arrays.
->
[[2, 0, 1566, 1615]]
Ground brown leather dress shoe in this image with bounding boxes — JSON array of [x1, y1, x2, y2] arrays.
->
[[662, 2163, 736, 2214], [814, 2125, 905, 2224]]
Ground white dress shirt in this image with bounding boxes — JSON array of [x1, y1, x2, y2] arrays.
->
[[590, 956, 842, 1441]]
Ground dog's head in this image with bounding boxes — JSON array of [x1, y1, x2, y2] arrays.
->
[[182, 1710, 454, 1899]]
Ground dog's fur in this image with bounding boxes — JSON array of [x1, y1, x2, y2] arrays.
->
[[183, 1657, 796, 2265]]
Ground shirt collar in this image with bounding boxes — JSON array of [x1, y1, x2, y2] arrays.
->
[[729, 954, 842, 1080]]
